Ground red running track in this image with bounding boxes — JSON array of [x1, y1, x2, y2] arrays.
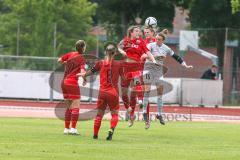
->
[[0, 99, 240, 116]]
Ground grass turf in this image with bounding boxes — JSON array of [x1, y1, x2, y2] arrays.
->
[[0, 118, 240, 160]]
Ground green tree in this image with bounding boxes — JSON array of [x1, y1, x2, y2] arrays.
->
[[0, 0, 97, 56], [188, 0, 240, 67], [231, 0, 240, 13], [94, 0, 175, 40]]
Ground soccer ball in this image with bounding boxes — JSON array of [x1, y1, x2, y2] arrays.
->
[[145, 17, 157, 27]]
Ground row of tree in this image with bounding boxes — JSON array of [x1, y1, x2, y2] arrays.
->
[[0, 0, 97, 56], [95, 0, 240, 67], [1, 0, 240, 68]]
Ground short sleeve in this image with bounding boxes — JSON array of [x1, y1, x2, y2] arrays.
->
[[61, 53, 71, 62], [147, 43, 152, 51], [167, 46, 174, 56]]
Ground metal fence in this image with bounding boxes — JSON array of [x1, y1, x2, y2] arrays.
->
[[0, 22, 240, 105]]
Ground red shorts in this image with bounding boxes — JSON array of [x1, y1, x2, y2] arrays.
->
[[121, 62, 143, 88], [61, 79, 80, 100], [97, 88, 119, 111]]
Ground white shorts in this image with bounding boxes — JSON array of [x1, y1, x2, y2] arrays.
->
[[143, 62, 166, 85]]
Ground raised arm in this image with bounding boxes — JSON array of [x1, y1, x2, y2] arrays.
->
[[117, 40, 127, 58], [171, 53, 193, 69]]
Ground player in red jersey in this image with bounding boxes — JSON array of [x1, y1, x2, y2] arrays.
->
[[118, 25, 157, 127], [141, 26, 157, 128], [58, 40, 86, 135], [78, 42, 125, 140], [144, 26, 156, 43]]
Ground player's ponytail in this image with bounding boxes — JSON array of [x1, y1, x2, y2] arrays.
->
[[104, 42, 117, 56], [157, 29, 168, 40]]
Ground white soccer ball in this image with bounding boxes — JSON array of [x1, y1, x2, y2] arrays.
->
[[145, 17, 157, 27]]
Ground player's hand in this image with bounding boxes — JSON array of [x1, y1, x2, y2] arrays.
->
[[82, 79, 87, 86], [185, 65, 193, 69], [182, 62, 193, 69], [140, 54, 148, 61], [77, 73, 85, 77]]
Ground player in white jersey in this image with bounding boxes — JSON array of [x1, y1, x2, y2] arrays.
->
[[142, 29, 193, 129]]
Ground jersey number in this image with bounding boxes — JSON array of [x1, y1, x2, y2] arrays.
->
[[145, 73, 150, 80]]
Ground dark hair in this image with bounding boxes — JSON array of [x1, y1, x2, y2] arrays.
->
[[156, 29, 168, 40], [127, 25, 140, 37], [75, 40, 86, 53], [212, 64, 218, 68], [104, 42, 117, 55]]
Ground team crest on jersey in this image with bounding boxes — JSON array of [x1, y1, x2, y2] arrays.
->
[[131, 44, 139, 48]]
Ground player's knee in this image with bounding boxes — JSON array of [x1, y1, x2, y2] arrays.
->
[[97, 109, 105, 116], [111, 110, 118, 115]]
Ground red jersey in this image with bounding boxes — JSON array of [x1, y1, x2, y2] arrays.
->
[[122, 37, 149, 61], [144, 37, 156, 44], [61, 52, 86, 81], [94, 60, 123, 91]]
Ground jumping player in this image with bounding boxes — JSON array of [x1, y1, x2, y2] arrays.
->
[[58, 40, 86, 135], [119, 25, 157, 127], [78, 42, 125, 141], [142, 29, 193, 128]]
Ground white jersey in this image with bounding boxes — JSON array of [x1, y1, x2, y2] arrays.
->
[[143, 42, 173, 84], [146, 42, 174, 65]]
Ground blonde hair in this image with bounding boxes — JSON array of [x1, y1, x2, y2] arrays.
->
[[157, 29, 168, 40], [144, 26, 155, 34], [127, 26, 140, 37], [75, 40, 86, 53]]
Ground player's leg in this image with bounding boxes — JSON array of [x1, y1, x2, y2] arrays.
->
[[121, 77, 131, 121], [93, 108, 105, 139], [106, 109, 119, 141], [64, 100, 72, 134], [69, 99, 80, 135], [142, 67, 153, 129], [156, 84, 165, 125], [62, 81, 80, 135], [142, 84, 151, 129], [129, 87, 137, 127], [93, 96, 107, 139], [106, 90, 120, 140]]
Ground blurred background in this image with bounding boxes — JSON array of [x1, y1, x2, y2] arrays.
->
[[0, 0, 240, 106]]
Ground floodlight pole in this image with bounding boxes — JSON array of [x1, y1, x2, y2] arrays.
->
[[50, 23, 57, 102], [16, 22, 20, 56]]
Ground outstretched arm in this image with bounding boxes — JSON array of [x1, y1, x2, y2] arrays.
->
[[57, 58, 66, 64], [172, 53, 193, 69], [145, 51, 157, 63], [117, 40, 127, 58]]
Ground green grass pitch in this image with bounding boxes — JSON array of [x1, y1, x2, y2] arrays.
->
[[0, 118, 240, 160]]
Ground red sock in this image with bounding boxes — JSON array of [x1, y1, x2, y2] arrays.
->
[[122, 94, 129, 109], [130, 92, 136, 108], [110, 114, 119, 129], [65, 108, 71, 129], [130, 92, 136, 118], [71, 108, 79, 128], [147, 103, 150, 120], [94, 115, 103, 136]]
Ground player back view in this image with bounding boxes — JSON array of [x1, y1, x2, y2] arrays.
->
[[58, 40, 86, 135], [79, 42, 125, 140]]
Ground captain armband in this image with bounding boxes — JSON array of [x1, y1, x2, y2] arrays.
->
[[172, 53, 184, 64], [90, 66, 97, 73]]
